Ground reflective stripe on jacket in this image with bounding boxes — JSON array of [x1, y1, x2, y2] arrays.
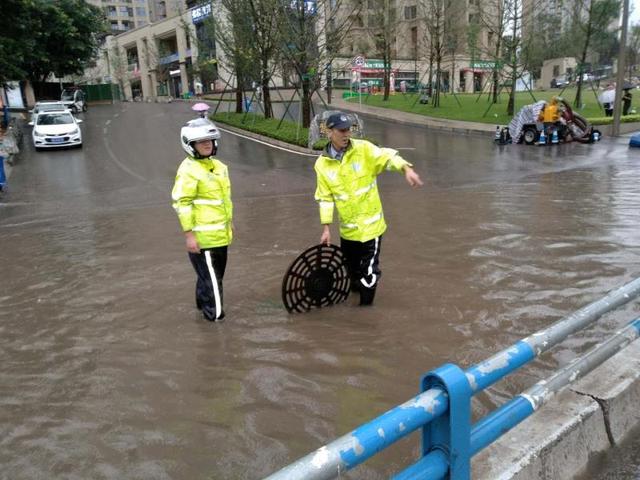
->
[[171, 156, 233, 248], [314, 138, 411, 242]]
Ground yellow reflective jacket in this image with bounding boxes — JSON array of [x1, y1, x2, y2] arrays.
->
[[171, 156, 233, 248], [314, 139, 411, 242]]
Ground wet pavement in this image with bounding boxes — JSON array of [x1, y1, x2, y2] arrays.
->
[[1, 102, 639, 479]]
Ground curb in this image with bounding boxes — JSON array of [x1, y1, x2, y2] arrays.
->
[[331, 98, 497, 136], [473, 339, 640, 480]]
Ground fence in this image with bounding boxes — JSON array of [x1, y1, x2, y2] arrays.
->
[[264, 277, 640, 480], [80, 84, 121, 102]]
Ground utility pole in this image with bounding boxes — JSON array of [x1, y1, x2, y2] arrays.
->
[[612, 0, 630, 136]]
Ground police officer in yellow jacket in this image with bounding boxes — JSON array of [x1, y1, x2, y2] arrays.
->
[[172, 122, 232, 321], [315, 112, 423, 305]]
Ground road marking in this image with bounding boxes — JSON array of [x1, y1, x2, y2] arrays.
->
[[394, 147, 416, 150], [218, 127, 318, 157]]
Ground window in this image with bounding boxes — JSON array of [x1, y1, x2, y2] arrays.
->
[[411, 26, 417, 51], [136, 7, 146, 16], [487, 31, 494, 45], [404, 5, 417, 19], [553, 65, 560, 76], [354, 15, 364, 27], [468, 13, 478, 24]]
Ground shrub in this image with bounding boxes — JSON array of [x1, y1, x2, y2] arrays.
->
[[211, 112, 309, 147], [587, 115, 640, 125]]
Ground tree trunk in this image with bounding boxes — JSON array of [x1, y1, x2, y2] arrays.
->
[[492, 38, 501, 103], [302, 77, 311, 128], [235, 82, 243, 114], [507, 64, 517, 115], [261, 62, 273, 118], [575, 2, 593, 109], [433, 57, 442, 107]]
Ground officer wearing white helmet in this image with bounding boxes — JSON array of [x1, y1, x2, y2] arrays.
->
[[171, 122, 231, 322]]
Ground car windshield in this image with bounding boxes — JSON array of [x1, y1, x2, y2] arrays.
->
[[37, 113, 75, 125], [36, 103, 66, 113], [61, 90, 76, 100]]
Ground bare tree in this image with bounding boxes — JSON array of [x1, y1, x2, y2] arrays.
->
[[244, 0, 284, 118], [211, 0, 258, 113], [279, 0, 362, 126], [499, 0, 527, 115], [476, 0, 510, 103], [570, 0, 621, 108], [364, 0, 399, 100], [108, 38, 128, 100], [419, 0, 446, 106]]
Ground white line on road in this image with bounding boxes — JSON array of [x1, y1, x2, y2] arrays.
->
[[218, 127, 318, 157], [394, 147, 416, 150]]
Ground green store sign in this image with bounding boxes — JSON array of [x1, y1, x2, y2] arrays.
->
[[472, 60, 501, 70], [365, 60, 388, 69]]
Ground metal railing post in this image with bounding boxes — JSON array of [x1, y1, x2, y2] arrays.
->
[[420, 364, 471, 480]]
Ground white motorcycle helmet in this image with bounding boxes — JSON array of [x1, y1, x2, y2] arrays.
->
[[180, 121, 219, 158]]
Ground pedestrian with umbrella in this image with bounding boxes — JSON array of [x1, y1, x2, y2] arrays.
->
[[599, 84, 616, 117]]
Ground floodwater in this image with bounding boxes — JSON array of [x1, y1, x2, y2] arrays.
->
[[1, 102, 639, 479]]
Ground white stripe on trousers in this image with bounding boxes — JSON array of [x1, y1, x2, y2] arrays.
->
[[360, 236, 379, 289], [204, 250, 222, 319]]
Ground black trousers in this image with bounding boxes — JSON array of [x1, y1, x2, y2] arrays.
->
[[188, 246, 227, 321], [341, 236, 382, 305]]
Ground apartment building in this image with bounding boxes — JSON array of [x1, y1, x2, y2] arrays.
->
[[331, 0, 499, 93], [83, 1, 224, 101], [85, 0, 185, 33]]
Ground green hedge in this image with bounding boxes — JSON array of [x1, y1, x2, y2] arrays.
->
[[586, 115, 640, 125], [211, 112, 309, 147]]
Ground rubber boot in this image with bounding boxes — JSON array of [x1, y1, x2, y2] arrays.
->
[[359, 287, 376, 306]]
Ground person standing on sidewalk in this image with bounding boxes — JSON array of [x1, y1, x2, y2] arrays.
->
[[172, 123, 231, 322], [314, 112, 423, 306]]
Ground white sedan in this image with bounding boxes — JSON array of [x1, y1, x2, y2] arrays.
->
[[30, 111, 83, 150]]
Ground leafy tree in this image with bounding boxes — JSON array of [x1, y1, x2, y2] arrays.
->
[[0, 0, 40, 83], [21, 0, 107, 83]]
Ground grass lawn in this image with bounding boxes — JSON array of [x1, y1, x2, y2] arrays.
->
[[344, 87, 610, 124], [212, 111, 310, 147]]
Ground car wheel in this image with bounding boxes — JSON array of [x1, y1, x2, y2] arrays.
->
[[523, 127, 538, 145], [82, 103, 87, 112]]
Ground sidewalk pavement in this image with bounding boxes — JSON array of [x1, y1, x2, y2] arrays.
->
[[326, 94, 497, 135]]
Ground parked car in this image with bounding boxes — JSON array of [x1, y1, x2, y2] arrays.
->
[[61, 88, 87, 113], [29, 111, 83, 150], [550, 76, 570, 88], [29, 101, 70, 123]]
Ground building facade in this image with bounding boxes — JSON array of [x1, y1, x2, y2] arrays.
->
[[83, 1, 225, 101], [85, 0, 186, 33], [331, 0, 500, 93]]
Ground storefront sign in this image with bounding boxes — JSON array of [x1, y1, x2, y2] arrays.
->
[[191, 2, 212, 23], [471, 60, 500, 70]]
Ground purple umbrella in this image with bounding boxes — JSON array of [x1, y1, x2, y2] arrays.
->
[[191, 102, 210, 112]]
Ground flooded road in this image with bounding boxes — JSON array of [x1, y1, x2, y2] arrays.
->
[[1, 102, 639, 479]]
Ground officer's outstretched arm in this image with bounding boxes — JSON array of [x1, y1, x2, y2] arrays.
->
[[403, 165, 423, 187]]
